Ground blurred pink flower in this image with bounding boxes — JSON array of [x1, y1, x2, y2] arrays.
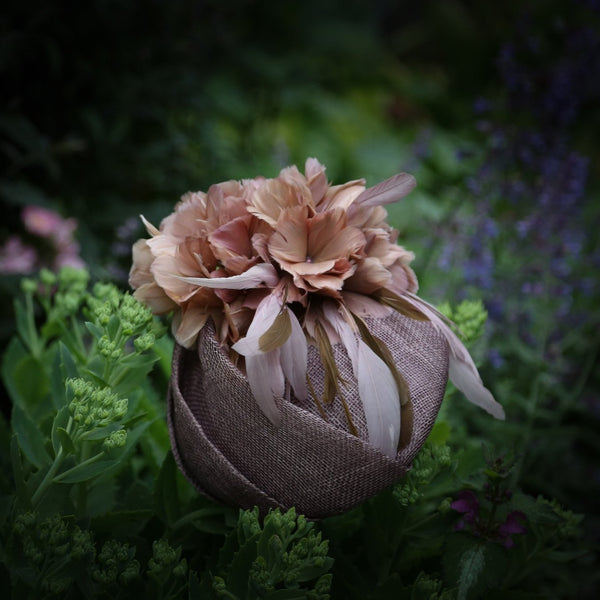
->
[[22, 205, 64, 237], [0, 236, 37, 274], [0, 205, 85, 275]]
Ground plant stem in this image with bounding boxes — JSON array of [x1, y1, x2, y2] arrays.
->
[[32, 447, 65, 507], [53, 451, 106, 483]]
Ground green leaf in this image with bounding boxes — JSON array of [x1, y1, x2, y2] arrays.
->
[[91, 508, 154, 537], [509, 492, 563, 529], [14, 299, 33, 350], [10, 435, 31, 508], [427, 420, 451, 445], [51, 405, 71, 454], [49, 346, 67, 411], [80, 422, 122, 441], [154, 451, 181, 526], [58, 341, 79, 381], [56, 428, 76, 455], [225, 532, 260, 598], [54, 458, 115, 483], [457, 544, 486, 600], [106, 314, 121, 339], [2, 337, 50, 416], [2, 336, 29, 404], [11, 404, 52, 469], [267, 590, 315, 599], [84, 321, 104, 340]]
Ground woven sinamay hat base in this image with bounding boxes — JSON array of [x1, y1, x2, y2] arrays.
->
[[167, 312, 449, 519]]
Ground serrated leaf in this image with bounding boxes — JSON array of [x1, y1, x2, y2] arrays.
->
[[509, 493, 564, 528], [11, 404, 52, 469], [457, 544, 486, 600]]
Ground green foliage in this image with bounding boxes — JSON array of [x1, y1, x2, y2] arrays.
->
[[210, 507, 333, 599], [1, 2, 599, 595], [0, 270, 335, 599]]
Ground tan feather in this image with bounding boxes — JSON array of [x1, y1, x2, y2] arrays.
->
[[258, 308, 292, 352], [314, 321, 347, 405], [373, 288, 430, 322]]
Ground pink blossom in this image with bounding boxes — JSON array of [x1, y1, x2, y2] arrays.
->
[[0, 236, 37, 274], [22, 205, 64, 237]]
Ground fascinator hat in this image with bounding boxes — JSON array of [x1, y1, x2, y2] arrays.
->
[[130, 159, 504, 518]]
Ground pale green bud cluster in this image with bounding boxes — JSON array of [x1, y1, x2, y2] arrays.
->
[[411, 572, 451, 599], [98, 335, 123, 360], [12, 512, 95, 594], [394, 442, 452, 507], [92, 539, 140, 585], [453, 299, 488, 342], [39, 268, 57, 287], [218, 507, 333, 598], [20, 277, 38, 294], [393, 481, 421, 506], [52, 268, 90, 318], [103, 429, 128, 450], [441, 299, 488, 343], [120, 293, 153, 335], [134, 331, 156, 352], [147, 538, 188, 582], [68, 378, 128, 429]]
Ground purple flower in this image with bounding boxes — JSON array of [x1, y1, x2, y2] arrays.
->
[[451, 490, 480, 530], [498, 511, 527, 548], [0, 236, 37, 274]]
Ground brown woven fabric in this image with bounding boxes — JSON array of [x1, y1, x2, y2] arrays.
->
[[167, 312, 449, 518]]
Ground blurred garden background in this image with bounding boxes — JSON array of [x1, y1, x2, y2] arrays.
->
[[1, 0, 599, 597]]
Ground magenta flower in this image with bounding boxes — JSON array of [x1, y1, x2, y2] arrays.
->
[[498, 511, 527, 547], [451, 490, 480, 530]]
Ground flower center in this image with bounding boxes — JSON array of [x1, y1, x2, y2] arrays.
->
[[305, 256, 313, 263]]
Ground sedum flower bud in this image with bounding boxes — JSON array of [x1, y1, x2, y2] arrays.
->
[[134, 332, 155, 352], [103, 429, 127, 450], [20, 278, 38, 294]]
